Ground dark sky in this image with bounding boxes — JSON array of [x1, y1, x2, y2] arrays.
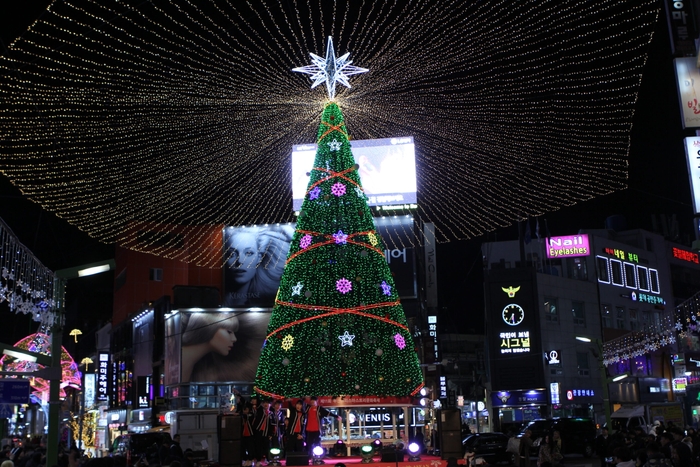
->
[[0, 2, 695, 342]]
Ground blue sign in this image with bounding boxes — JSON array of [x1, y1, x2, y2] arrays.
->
[[0, 379, 29, 404], [491, 389, 547, 407]]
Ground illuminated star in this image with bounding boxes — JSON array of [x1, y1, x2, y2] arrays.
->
[[381, 281, 392, 296], [328, 139, 342, 151], [333, 230, 348, 244], [291, 282, 303, 296], [292, 36, 369, 100], [338, 330, 355, 347], [676, 321, 683, 330]]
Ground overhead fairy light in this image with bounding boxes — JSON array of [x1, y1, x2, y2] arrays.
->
[[0, 0, 659, 264]]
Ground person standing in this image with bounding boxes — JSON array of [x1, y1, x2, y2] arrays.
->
[[518, 430, 533, 467], [304, 397, 341, 455], [170, 434, 184, 465], [286, 400, 306, 453], [242, 404, 255, 466], [270, 400, 286, 450], [254, 399, 274, 464], [596, 427, 611, 467]]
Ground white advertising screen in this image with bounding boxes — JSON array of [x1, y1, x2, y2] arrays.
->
[[675, 58, 700, 129], [292, 136, 417, 210]]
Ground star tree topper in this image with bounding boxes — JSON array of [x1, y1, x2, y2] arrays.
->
[[292, 37, 369, 100]]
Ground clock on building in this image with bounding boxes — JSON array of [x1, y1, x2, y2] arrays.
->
[[502, 303, 525, 326]]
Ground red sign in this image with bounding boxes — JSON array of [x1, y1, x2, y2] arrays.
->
[[317, 395, 416, 407], [566, 390, 573, 401], [673, 247, 699, 264]]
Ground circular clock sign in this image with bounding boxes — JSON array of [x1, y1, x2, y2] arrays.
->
[[502, 303, 525, 326]]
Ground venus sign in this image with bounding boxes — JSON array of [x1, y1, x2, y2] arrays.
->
[[546, 234, 590, 259]]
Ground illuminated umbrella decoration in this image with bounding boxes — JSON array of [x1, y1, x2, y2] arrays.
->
[[80, 357, 93, 372], [69, 329, 82, 343]]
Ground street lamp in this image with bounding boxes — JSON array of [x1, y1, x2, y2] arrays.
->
[[46, 260, 115, 467], [575, 335, 612, 431]]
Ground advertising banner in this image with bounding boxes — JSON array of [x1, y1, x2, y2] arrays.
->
[[684, 137, 700, 214], [223, 219, 417, 308], [292, 137, 417, 210], [166, 311, 271, 384], [164, 313, 181, 387], [675, 59, 700, 128], [665, 0, 696, 57]]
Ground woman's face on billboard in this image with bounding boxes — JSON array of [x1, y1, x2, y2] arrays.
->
[[211, 326, 237, 356], [227, 232, 260, 285]]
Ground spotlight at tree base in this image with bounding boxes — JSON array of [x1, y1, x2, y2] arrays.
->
[[407, 443, 421, 462], [371, 439, 382, 451], [360, 444, 374, 463], [312, 446, 325, 465], [333, 440, 345, 457], [268, 447, 282, 466]]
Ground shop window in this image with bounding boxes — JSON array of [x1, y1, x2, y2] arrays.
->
[[149, 268, 163, 281], [572, 301, 586, 326], [544, 297, 558, 322], [577, 352, 589, 376]]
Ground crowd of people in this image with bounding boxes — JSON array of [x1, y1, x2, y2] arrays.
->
[[237, 395, 341, 467], [595, 423, 699, 467]]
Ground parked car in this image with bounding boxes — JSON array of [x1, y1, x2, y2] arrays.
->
[[519, 418, 596, 457], [111, 432, 172, 466], [462, 432, 512, 465]]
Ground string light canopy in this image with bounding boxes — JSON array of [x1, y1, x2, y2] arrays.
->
[[0, 0, 659, 263]]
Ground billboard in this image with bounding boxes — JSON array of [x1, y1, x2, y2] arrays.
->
[[684, 137, 700, 214], [223, 219, 417, 308], [545, 234, 590, 259], [292, 137, 417, 210], [165, 311, 271, 384], [675, 58, 700, 128]]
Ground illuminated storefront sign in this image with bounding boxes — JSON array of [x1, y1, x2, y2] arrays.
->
[[428, 315, 439, 362], [97, 352, 109, 401], [492, 389, 547, 407], [673, 377, 688, 392], [602, 247, 639, 263], [550, 382, 560, 405], [673, 247, 699, 264], [631, 292, 666, 305], [545, 234, 590, 259], [566, 389, 596, 400], [499, 331, 530, 354], [544, 350, 561, 365]]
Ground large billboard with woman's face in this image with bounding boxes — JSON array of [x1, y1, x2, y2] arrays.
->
[[222, 219, 417, 308], [165, 310, 271, 384]]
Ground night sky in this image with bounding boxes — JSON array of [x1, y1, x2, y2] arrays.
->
[[0, 2, 694, 349]]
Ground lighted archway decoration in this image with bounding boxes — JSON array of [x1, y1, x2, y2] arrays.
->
[[0, 333, 81, 401]]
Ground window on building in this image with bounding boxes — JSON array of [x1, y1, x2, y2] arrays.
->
[[577, 352, 589, 376], [597, 256, 610, 283], [544, 297, 558, 322], [638, 265, 649, 291], [572, 301, 586, 326], [649, 269, 660, 294], [616, 306, 626, 330], [610, 260, 623, 286], [149, 268, 163, 281], [629, 309, 638, 331], [642, 311, 651, 327], [568, 257, 588, 280], [601, 304, 612, 328], [624, 263, 637, 288]]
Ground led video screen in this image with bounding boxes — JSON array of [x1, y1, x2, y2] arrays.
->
[[292, 136, 417, 210]]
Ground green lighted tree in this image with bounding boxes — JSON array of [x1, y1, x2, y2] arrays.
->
[[254, 102, 424, 398]]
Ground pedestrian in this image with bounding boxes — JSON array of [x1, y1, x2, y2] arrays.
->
[[613, 447, 635, 467], [304, 397, 341, 456], [286, 400, 306, 453], [170, 434, 184, 465], [253, 398, 274, 464], [241, 403, 255, 466], [518, 430, 533, 467], [597, 427, 612, 467], [271, 400, 286, 450]]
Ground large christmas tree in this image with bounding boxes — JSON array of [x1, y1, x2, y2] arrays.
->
[[254, 101, 424, 399]]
